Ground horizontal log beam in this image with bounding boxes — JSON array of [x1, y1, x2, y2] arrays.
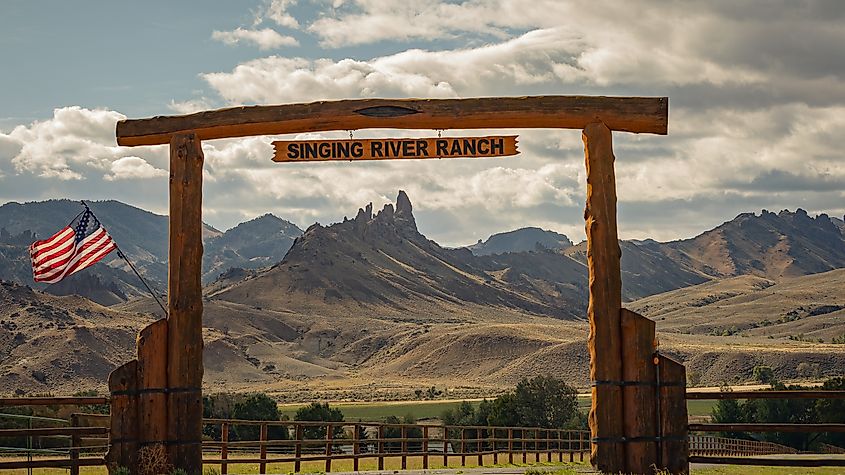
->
[[116, 96, 668, 146], [690, 423, 845, 433], [686, 390, 845, 400]]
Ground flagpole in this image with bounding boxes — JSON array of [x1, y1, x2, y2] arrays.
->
[[80, 201, 168, 317]]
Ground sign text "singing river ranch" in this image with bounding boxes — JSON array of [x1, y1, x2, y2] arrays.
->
[[273, 136, 519, 162]]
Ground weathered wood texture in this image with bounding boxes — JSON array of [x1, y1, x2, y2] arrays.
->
[[167, 133, 205, 473], [116, 96, 668, 146], [106, 360, 138, 473], [621, 309, 658, 474], [137, 318, 168, 447], [658, 355, 689, 474], [582, 122, 625, 473]]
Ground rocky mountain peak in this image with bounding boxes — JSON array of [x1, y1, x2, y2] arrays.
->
[[394, 190, 416, 232]]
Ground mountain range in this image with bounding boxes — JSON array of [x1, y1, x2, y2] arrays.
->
[[0, 199, 302, 304], [1, 192, 844, 396]]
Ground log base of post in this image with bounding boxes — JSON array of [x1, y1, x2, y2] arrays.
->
[[106, 319, 172, 475]]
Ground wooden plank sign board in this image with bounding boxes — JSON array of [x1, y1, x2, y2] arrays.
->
[[273, 135, 518, 162]]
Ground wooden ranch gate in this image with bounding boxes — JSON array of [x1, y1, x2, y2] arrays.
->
[[110, 95, 685, 474]]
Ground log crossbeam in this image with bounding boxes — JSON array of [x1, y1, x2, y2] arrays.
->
[[116, 96, 668, 146]]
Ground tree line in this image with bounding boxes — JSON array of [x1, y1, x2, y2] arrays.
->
[[711, 376, 845, 451]]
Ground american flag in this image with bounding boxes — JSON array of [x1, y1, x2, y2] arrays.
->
[[29, 209, 117, 283]]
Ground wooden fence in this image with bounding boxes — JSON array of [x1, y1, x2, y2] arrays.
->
[[689, 435, 797, 457], [686, 390, 845, 467], [0, 397, 110, 474], [201, 419, 589, 474], [0, 397, 588, 474]]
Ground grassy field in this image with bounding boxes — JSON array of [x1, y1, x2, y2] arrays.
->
[[278, 397, 718, 421]]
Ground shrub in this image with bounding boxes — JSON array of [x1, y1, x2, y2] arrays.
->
[[294, 402, 344, 439]]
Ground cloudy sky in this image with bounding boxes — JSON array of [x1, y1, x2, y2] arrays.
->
[[1, 1, 843, 245]]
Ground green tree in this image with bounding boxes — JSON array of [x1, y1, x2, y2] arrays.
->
[[815, 377, 845, 448], [232, 393, 288, 441], [202, 393, 287, 441], [294, 402, 344, 439]]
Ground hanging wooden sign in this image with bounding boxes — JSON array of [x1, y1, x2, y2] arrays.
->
[[272, 135, 519, 162]]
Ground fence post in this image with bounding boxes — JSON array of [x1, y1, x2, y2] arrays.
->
[[443, 426, 449, 468], [259, 423, 268, 474], [559, 430, 565, 463], [70, 413, 80, 475], [353, 424, 360, 472], [477, 428, 483, 466], [400, 425, 407, 470], [546, 429, 551, 462], [377, 425, 384, 471], [461, 428, 466, 467], [443, 427, 449, 467], [488, 427, 499, 465], [221, 422, 229, 475], [657, 355, 689, 475], [579, 431, 584, 462], [534, 429, 539, 462], [325, 423, 333, 473], [423, 425, 429, 469], [521, 429, 526, 463], [508, 428, 513, 465], [294, 424, 302, 474]]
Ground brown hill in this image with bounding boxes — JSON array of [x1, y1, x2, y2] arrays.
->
[[0, 280, 154, 393], [629, 268, 845, 341], [663, 209, 845, 278]]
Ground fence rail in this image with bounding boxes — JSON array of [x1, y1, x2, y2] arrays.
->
[[0, 397, 589, 474], [687, 389, 845, 467], [201, 420, 589, 474], [0, 398, 111, 475]]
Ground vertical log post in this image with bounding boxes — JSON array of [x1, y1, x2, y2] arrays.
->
[[621, 309, 659, 473], [491, 427, 497, 465], [325, 423, 333, 473], [461, 428, 466, 466], [534, 429, 539, 463], [583, 121, 626, 473], [106, 360, 139, 474], [423, 425, 429, 469], [477, 429, 483, 466], [377, 425, 384, 470], [401, 425, 407, 470], [521, 429, 526, 463], [353, 424, 360, 472], [507, 428, 513, 464], [658, 355, 690, 474], [70, 413, 80, 475], [294, 424, 302, 473], [221, 423, 229, 475], [443, 427, 449, 467], [259, 423, 268, 474], [167, 132, 205, 473], [137, 319, 168, 449]]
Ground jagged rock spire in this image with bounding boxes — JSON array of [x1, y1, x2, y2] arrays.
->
[[395, 190, 417, 232]]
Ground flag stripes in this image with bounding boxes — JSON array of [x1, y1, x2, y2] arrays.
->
[[29, 210, 117, 284]]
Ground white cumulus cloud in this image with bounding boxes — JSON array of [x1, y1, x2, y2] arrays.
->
[[105, 157, 168, 181], [212, 27, 298, 50]]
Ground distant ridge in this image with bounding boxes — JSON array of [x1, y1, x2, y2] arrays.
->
[[0, 199, 302, 304], [468, 227, 573, 255]]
